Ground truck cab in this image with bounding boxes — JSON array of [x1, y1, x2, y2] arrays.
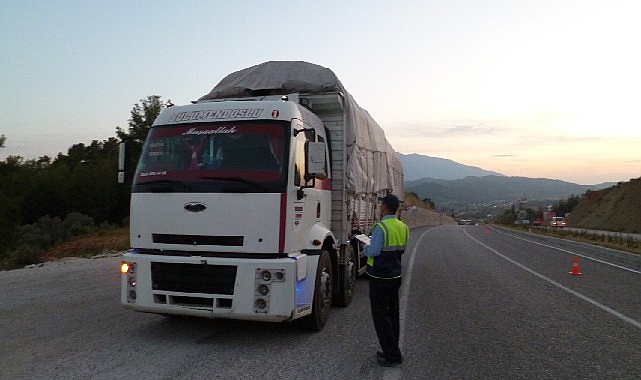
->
[[121, 98, 337, 329]]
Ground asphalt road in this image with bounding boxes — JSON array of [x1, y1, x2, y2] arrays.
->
[[403, 225, 641, 379], [1, 225, 640, 379]]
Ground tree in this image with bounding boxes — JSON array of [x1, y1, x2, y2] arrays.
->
[[116, 95, 167, 186], [497, 204, 518, 225], [1, 96, 169, 266], [422, 197, 436, 209], [116, 95, 166, 146], [554, 195, 580, 216]]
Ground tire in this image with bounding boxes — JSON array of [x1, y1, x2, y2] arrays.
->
[[334, 245, 356, 307], [300, 250, 333, 331]]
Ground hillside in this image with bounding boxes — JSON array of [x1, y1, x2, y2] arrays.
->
[[567, 177, 641, 233], [405, 175, 609, 209], [398, 153, 502, 181], [402, 192, 456, 227]]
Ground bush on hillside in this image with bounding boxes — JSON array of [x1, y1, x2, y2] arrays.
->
[[2, 212, 97, 269]]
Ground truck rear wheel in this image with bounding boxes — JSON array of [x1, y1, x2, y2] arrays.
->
[[300, 250, 333, 331], [334, 245, 356, 307]]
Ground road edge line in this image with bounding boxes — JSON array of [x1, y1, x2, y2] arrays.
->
[[464, 228, 641, 331]]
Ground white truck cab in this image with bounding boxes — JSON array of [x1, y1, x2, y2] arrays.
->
[[120, 62, 403, 330]]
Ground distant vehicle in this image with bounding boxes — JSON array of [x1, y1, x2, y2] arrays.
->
[[550, 216, 567, 228]]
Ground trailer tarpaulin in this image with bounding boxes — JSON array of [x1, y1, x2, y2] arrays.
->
[[199, 61, 403, 199]]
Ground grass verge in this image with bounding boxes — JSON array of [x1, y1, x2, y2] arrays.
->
[[509, 225, 641, 256], [42, 227, 130, 261]]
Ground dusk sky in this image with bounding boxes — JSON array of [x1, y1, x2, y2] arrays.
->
[[2, 1, 640, 185]]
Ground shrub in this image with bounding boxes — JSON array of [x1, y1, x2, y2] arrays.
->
[[62, 212, 96, 238], [8, 244, 44, 268]]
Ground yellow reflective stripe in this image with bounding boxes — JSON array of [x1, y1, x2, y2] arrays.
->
[[379, 218, 408, 248]]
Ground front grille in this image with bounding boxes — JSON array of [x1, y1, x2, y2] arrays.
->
[[152, 234, 244, 246], [136, 249, 287, 259], [151, 262, 237, 295]]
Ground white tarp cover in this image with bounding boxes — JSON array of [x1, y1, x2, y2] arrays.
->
[[199, 61, 403, 199]]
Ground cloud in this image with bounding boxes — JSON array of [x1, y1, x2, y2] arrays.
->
[[388, 119, 506, 138], [435, 123, 503, 137]]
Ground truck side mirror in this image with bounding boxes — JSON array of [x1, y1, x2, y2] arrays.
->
[[118, 142, 126, 184], [305, 141, 327, 180]]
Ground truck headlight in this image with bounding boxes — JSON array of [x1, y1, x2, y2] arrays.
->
[[122, 261, 137, 303], [255, 298, 267, 310], [257, 284, 269, 296], [121, 261, 136, 274]]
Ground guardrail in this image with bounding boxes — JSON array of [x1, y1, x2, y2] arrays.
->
[[564, 227, 641, 242]]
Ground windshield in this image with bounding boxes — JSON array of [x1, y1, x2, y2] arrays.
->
[[133, 121, 288, 193]]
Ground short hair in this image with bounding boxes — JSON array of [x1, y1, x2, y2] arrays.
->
[[378, 194, 400, 213]]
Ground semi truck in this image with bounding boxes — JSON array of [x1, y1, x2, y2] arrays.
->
[[119, 61, 403, 330]]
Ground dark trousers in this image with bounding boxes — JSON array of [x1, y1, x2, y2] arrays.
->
[[369, 277, 402, 361]]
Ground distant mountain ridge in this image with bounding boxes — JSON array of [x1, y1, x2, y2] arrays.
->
[[398, 153, 503, 181], [399, 153, 615, 208], [405, 175, 613, 208]]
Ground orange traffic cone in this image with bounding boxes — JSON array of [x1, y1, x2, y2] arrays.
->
[[569, 256, 582, 275]]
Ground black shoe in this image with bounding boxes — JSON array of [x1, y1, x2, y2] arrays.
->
[[376, 357, 402, 367], [376, 352, 402, 366]]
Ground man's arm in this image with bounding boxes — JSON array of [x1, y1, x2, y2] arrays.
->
[[364, 225, 384, 258]]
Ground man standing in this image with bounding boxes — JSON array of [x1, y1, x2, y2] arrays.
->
[[364, 193, 409, 367]]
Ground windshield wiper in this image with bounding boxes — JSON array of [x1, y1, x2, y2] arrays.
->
[[141, 179, 192, 192]]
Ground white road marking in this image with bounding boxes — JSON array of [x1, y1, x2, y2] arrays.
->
[[491, 227, 641, 274], [464, 228, 641, 330]]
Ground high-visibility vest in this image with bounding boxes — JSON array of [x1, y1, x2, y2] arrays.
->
[[366, 217, 409, 279]]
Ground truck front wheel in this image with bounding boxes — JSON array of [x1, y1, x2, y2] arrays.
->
[[300, 250, 333, 331]]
